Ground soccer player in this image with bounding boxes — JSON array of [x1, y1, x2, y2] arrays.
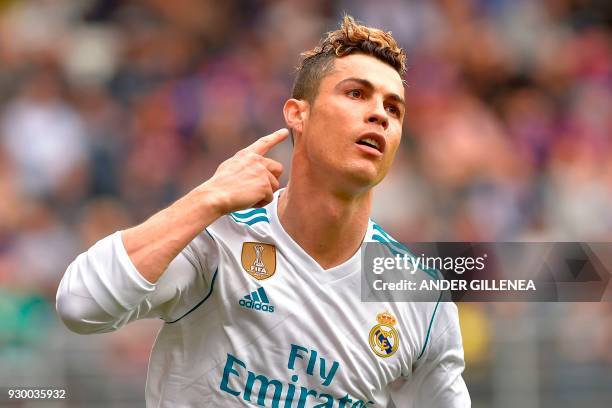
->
[[57, 16, 470, 407]]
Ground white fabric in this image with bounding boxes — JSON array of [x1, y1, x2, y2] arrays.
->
[[57, 190, 470, 407]]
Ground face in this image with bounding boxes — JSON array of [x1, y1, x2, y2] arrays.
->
[[294, 53, 405, 192]]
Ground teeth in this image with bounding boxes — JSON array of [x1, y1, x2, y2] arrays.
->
[[361, 137, 380, 149]]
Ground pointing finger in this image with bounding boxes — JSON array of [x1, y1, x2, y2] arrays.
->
[[243, 128, 289, 156]]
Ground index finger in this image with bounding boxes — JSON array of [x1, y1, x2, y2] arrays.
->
[[243, 128, 289, 156]]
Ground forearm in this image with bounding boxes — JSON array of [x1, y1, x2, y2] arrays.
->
[[122, 184, 224, 283]]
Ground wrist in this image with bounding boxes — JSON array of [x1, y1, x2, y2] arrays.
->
[[192, 182, 228, 219]]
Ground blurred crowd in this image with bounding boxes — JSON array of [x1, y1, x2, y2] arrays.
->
[[0, 0, 611, 406]]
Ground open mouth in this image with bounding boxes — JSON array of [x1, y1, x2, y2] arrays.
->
[[355, 133, 385, 154], [356, 138, 380, 151]]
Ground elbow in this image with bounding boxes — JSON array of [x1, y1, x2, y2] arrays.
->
[[56, 288, 116, 335], [56, 294, 97, 334]]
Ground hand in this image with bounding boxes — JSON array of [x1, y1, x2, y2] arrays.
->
[[199, 128, 289, 215]]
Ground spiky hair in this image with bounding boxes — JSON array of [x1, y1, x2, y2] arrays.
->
[[292, 15, 406, 103]]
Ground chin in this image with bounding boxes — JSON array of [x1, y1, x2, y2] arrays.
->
[[340, 165, 382, 191]]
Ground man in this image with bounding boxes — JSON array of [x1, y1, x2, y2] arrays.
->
[[57, 16, 470, 407]]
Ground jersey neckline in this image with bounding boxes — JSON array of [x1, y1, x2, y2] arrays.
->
[[266, 188, 374, 285]]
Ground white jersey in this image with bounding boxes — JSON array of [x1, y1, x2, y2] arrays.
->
[[57, 190, 470, 407]]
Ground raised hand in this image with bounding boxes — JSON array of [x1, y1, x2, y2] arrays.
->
[[200, 128, 289, 215]]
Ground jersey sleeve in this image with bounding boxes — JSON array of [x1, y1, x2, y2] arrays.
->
[[56, 230, 218, 334], [388, 302, 471, 407]]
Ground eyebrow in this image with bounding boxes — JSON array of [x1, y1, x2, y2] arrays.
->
[[335, 77, 405, 108]]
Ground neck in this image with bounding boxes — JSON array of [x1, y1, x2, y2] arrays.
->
[[277, 179, 372, 270]]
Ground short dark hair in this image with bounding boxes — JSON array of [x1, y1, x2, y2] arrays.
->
[[292, 15, 407, 103]]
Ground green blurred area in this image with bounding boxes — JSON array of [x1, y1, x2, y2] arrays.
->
[[0, 290, 51, 347]]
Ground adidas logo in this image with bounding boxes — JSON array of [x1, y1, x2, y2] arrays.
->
[[239, 287, 275, 313]]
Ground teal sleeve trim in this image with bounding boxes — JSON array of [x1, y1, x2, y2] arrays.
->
[[229, 214, 270, 225], [231, 208, 267, 219], [417, 290, 443, 360]]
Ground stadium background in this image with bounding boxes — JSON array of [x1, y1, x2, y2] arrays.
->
[[0, 0, 611, 406]]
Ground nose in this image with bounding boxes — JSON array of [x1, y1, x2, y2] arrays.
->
[[367, 99, 388, 130]]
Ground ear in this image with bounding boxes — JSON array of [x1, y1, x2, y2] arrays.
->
[[283, 98, 309, 140]]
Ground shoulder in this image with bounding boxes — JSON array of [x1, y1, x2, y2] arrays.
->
[[367, 220, 401, 246], [207, 207, 274, 242], [366, 220, 439, 280]]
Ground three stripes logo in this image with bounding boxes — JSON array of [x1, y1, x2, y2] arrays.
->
[[239, 287, 275, 313]]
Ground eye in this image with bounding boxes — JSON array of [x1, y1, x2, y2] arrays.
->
[[385, 105, 400, 116], [347, 89, 363, 98]]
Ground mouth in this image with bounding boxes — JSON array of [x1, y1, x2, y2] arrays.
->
[[355, 133, 386, 155]]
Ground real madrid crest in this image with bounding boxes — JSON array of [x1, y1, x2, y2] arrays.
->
[[241, 242, 276, 280], [369, 312, 399, 358]]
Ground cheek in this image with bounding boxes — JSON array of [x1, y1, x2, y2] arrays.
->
[[386, 132, 402, 159], [318, 96, 358, 125], [308, 103, 353, 147]]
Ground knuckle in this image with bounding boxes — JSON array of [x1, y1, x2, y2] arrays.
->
[[247, 167, 261, 178], [247, 152, 261, 162]]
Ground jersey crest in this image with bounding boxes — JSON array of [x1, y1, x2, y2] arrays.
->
[[241, 242, 276, 280], [369, 312, 400, 358]]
